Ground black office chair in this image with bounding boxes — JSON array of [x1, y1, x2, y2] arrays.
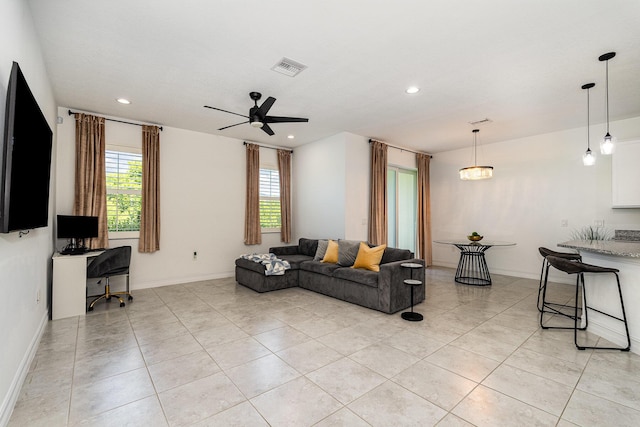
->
[[87, 246, 132, 311]]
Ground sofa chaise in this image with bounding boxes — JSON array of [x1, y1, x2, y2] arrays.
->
[[235, 238, 425, 314]]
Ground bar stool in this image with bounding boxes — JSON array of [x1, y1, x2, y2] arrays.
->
[[544, 255, 630, 351], [537, 247, 581, 312]]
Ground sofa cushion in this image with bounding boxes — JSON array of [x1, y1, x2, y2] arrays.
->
[[298, 238, 318, 257], [313, 239, 329, 261], [338, 239, 361, 266], [322, 240, 339, 263], [278, 254, 313, 270], [332, 266, 379, 288], [380, 247, 413, 264], [301, 260, 341, 277], [352, 242, 386, 272]]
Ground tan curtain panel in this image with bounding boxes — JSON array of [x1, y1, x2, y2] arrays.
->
[[139, 125, 161, 253], [73, 113, 108, 249], [244, 143, 261, 245], [368, 140, 388, 245], [417, 153, 432, 266], [277, 149, 292, 243]]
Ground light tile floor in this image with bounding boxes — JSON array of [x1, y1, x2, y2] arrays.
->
[[9, 267, 640, 426]]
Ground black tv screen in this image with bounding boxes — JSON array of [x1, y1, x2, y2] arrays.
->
[[0, 61, 53, 233], [57, 215, 99, 239]]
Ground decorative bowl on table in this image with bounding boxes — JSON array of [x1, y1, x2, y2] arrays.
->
[[467, 235, 483, 242]]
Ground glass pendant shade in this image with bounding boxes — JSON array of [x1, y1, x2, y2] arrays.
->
[[600, 133, 615, 155], [583, 148, 596, 166], [459, 129, 493, 180]]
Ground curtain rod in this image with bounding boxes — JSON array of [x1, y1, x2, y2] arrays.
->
[[68, 110, 163, 131], [368, 139, 432, 158], [243, 141, 293, 153]]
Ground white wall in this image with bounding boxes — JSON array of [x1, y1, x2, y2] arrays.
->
[[430, 116, 640, 283], [293, 133, 347, 240], [0, 0, 57, 424], [293, 132, 417, 243], [55, 110, 283, 289]]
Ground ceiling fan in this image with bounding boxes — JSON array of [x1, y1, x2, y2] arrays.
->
[[204, 92, 309, 136]]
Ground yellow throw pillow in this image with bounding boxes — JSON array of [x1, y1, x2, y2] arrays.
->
[[322, 239, 339, 263], [352, 242, 386, 272]]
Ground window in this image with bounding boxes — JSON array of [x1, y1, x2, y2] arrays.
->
[[106, 148, 142, 235], [259, 168, 281, 231]]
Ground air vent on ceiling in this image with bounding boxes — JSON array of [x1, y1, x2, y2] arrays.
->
[[271, 57, 307, 77], [468, 118, 492, 126]]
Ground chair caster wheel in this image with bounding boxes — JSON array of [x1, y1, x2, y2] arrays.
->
[[128, 296, 133, 301], [106, 297, 111, 302], [88, 306, 94, 312], [120, 302, 125, 307]]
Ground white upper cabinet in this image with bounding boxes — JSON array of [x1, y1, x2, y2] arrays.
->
[[612, 140, 640, 208]]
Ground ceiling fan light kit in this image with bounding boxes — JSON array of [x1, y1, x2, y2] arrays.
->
[[459, 129, 493, 180], [204, 91, 309, 136]]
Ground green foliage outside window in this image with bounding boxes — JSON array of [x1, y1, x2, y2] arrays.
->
[[260, 199, 281, 229], [106, 151, 142, 232]]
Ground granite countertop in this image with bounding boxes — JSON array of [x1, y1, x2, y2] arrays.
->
[[558, 240, 640, 258]]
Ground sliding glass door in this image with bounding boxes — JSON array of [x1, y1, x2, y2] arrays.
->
[[387, 167, 417, 253]]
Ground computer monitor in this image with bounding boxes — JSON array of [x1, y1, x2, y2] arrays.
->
[[57, 215, 99, 254]]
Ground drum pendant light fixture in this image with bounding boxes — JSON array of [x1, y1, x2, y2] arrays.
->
[[599, 52, 616, 155], [459, 129, 493, 180], [582, 83, 596, 166]]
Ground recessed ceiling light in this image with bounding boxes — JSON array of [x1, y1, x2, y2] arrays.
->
[[116, 98, 131, 104], [287, 135, 295, 139], [405, 86, 420, 94]]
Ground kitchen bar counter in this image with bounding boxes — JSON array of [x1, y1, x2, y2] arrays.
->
[[558, 239, 640, 258]]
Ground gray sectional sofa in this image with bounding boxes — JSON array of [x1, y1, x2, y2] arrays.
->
[[235, 238, 425, 314]]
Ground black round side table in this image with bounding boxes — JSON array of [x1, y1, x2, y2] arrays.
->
[[400, 262, 423, 322]]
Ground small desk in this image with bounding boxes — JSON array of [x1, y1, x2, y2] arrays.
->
[[434, 240, 516, 286], [52, 250, 103, 320]]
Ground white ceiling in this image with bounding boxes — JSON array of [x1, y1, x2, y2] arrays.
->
[[27, 0, 640, 153]]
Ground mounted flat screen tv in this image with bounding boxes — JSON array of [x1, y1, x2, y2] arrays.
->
[[0, 61, 53, 233]]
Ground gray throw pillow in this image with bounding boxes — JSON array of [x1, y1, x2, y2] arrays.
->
[[313, 239, 329, 261], [338, 239, 361, 266]]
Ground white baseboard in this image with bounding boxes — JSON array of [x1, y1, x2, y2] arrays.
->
[[133, 271, 235, 290], [0, 310, 48, 427], [586, 321, 639, 355]]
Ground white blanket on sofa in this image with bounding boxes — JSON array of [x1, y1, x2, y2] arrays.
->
[[241, 253, 291, 276]]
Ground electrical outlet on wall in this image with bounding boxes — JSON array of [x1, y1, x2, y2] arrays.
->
[[594, 220, 604, 227], [561, 219, 568, 227], [36, 289, 41, 304], [193, 251, 197, 260]]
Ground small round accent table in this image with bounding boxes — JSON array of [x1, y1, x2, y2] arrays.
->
[[401, 262, 424, 321]]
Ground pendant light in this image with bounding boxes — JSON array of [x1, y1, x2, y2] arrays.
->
[[599, 52, 616, 155], [459, 129, 493, 180], [582, 83, 596, 166]]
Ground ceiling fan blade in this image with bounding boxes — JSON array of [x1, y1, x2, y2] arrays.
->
[[264, 116, 309, 123], [218, 121, 249, 131], [204, 105, 248, 119], [261, 123, 275, 136], [258, 97, 276, 116]]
